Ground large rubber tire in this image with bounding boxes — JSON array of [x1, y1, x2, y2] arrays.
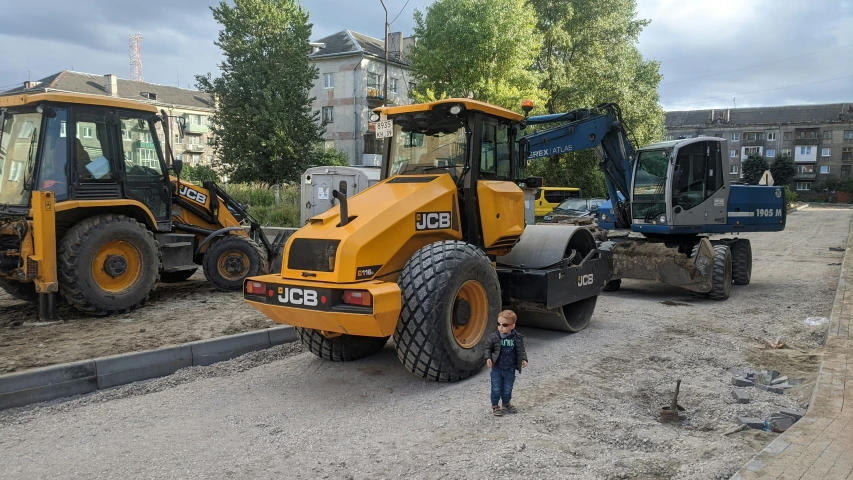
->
[[394, 241, 500, 382], [0, 278, 37, 302], [202, 235, 268, 291], [731, 239, 752, 285], [707, 244, 732, 300], [160, 269, 198, 283], [297, 327, 390, 361], [602, 279, 621, 292], [562, 296, 598, 332], [58, 214, 160, 315]]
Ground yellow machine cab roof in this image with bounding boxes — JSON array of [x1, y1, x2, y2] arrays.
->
[[374, 98, 524, 122], [0, 92, 159, 113]]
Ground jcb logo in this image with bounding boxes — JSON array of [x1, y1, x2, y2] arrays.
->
[[278, 288, 318, 306], [577, 274, 594, 287], [415, 212, 451, 231], [179, 185, 208, 205]]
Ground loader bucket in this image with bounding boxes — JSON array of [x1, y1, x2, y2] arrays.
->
[[608, 237, 715, 293]]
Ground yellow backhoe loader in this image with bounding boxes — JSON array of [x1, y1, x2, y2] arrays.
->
[[0, 92, 284, 318], [244, 99, 611, 382]]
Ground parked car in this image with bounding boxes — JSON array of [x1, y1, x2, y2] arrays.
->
[[534, 187, 582, 217], [541, 197, 608, 223]]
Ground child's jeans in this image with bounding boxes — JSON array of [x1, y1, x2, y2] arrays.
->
[[490, 367, 516, 406]]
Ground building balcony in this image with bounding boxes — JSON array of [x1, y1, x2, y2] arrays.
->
[[741, 139, 764, 147], [134, 140, 155, 149], [794, 138, 820, 146], [793, 173, 816, 181], [184, 124, 209, 135], [185, 144, 205, 152]]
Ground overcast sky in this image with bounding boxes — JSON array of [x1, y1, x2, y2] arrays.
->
[[0, 0, 850, 112]]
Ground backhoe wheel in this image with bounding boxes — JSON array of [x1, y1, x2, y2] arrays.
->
[[394, 241, 500, 382], [58, 214, 160, 315], [160, 269, 198, 283], [731, 239, 752, 285], [603, 279, 621, 292], [202, 235, 268, 291], [707, 245, 732, 300], [296, 327, 390, 361], [0, 278, 37, 302]]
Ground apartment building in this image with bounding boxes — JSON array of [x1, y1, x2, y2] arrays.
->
[[666, 104, 853, 193], [4, 70, 216, 167], [309, 30, 415, 166]]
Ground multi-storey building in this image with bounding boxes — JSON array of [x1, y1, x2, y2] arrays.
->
[[665, 104, 853, 194], [3, 70, 216, 167], [309, 30, 415, 166]]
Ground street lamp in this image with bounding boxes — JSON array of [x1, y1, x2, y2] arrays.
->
[[379, 0, 389, 107]]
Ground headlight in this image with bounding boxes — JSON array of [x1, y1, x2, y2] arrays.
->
[[449, 104, 463, 115], [544, 216, 553, 221], [658, 214, 666, 224], [600, 213, 609, 221]]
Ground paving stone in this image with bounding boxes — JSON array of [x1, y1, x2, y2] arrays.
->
[[732, 376, 755, 387], [755, 372, 774, 385], [756, 383, 784, 394], [769, 415, 795, 432], [731, 388, 751, 404], [771, 375, 789, 385], [739, 417, 766, 429], [769, 369, 781, 379], [779, 408, 806, 421]]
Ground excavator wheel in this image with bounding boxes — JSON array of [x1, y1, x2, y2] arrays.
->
[[394, 240, 500, 382], [296, 327, 390, 361], [707, 245, 732, 300], [0, 278, 38, 302], [731, 239, 752, 285], [160, 269, 198, 283], [58, 214, 160, 315], [203, 235, 268, 291]]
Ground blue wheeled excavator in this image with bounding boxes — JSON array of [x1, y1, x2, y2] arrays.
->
[[521, 103, 786, 299]]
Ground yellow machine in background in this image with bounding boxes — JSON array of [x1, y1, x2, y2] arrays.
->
[[245, 99, 611, 382], [0, 92, 283, 318]]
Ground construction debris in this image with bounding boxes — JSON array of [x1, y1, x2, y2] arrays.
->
[[731, 389, 750, 404]]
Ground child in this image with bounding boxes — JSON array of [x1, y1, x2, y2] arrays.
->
[[485, 309, 528, 416]]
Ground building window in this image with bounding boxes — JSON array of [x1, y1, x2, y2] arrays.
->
[[744, 132, 762, 141], [767, 149, 775, 158], [744, 146, 761, 156], [81, 126, 93, 138], [122, 128, 132, 140], [731, 133, 740, 141], [842, 165, 851, 178], [783, 132, 792, 141], [844, 130, 853, 140], [730, 149, 737, 158], [822, 148, 831, 157], [799, 165, 814, 174], [367, 73, 381, 90], [664, 135, 674, 141], [782, 148, 792, 157], [843, 147, 852, 162], [766, 132, 777, 141], [796, 182, 812, 191], [323, 73, 334, 89], [188, 136, 200, 145], [800, 146, 812, 155], [390, 78, 398, 94], [322, 106, 334, 123], [823, 130, 832, 140], [408, 81, 416, 92], [820, 165, 831, 174], [730, 165, 739, 175]]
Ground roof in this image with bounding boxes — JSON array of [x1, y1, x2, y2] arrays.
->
[[2, 70, 213, 110], [0, 92, 158, 112], [309, 30, 410, 66], [639, 136, 726, 151], [666, 103, 853, 128], [375, 98, 525, 122]]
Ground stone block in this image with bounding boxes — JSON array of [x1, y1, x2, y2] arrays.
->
[[771, 375, 789, 385], [769, 415, 795, 432], [756, 383, 784, 394], [738, 417, 766, 429], [731, 388, 750, 404], [732, 376, 754, 387], [779, 408, 805, 421]]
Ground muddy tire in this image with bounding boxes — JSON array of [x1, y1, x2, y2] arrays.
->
[[203, 235, 268, 291], [707, 244, 732, 300], [297, 327, 389, 361], [0, 278, 37, 302], [731, 239, 752, 285], [159, 269, 198, 283], [394, 241, 500, 382], [603, 279, 621, 292], [58, 214, 160, 315]]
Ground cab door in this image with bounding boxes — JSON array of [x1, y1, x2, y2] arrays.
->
[[117, 111, 171, 229]]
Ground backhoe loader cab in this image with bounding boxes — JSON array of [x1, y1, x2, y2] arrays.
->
[[0, 92, 276, 318], [244, 99, 611, 382]]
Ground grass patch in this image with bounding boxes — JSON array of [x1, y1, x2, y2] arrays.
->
[[220, 183, 301, 228]]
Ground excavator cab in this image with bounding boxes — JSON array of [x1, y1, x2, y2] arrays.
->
[[244, 99, 611, 382]]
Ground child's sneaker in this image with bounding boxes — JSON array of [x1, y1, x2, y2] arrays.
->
[[503, 403, 518, 414], [492, 405, 503, 416]]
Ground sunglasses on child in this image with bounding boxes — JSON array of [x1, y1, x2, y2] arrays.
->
[[497, 322, 514, 327]]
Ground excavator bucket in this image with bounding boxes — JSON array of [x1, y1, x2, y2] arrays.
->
[[608, 237, 715, 293]]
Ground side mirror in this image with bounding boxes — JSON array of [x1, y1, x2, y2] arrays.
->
[[174, 158, 184, 177], [590, 204, 598, 213]]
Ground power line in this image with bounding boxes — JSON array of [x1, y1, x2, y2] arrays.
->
[[664, 75, 853, 106], [660, 43, 853, 86], [389, 0, 411, 26]]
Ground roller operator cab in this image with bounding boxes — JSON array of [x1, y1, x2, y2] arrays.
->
[[244, 99, 612, 382], [0, 92, 278, 319]]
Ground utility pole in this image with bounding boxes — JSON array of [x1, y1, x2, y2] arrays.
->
[[380, 0, 389, 107]]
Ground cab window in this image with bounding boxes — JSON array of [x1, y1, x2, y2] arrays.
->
[[480, 120, 511, 180], [119, 113, 164, 178], [73, 108, 117, 182], [37, 107, 69, 201]]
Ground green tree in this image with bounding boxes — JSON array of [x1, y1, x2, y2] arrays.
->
[[318, 147, 350, 167], [196, 0, 324, 184], [526, 0, 664, 194], [742, 154, 770, 185], [182, 164, 220, 184], [769, 154, 796, 187], [408, 0, 545, 109]]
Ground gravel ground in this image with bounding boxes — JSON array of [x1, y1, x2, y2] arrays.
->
[[0, 271, 276, 373], [0, 208, 848, 480]]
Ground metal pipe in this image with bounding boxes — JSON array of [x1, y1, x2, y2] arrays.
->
[[333, 190, 349, 226]]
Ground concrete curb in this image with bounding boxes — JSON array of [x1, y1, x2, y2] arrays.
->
[[0, 326, 296, 411]]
